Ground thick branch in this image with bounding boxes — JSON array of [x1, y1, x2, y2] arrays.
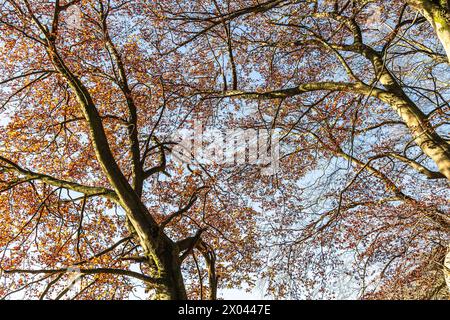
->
[[3, 267, 159, 284], [0, 156, 118, 201]]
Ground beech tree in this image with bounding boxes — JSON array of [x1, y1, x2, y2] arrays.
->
[[0, 0, 449, 300], [0, 0, 260, 300], [408, 0, 450, 62]]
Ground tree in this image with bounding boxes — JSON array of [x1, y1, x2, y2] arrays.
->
[[0, 0, 449, 300], [408, 0, 450, 62], [0, 0, 260, 300], [152, 0, 449, 298]]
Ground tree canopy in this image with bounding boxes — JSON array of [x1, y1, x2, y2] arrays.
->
[[0, 0, 449, 300]]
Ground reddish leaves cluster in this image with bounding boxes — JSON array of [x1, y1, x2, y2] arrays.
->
[[0, 0, 448, 300]]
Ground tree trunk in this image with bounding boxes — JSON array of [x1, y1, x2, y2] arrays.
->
[[362, 47, 450, 180], [151, 235, 188, 300], [46, 42, 188, 300], [378, 92, 450, 180], [408, 0, 450, 62]]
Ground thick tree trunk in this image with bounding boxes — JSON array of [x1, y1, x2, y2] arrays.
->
[[125, 208, 187, 300], [409, 0, 450, 62], [46, 43, 188, 300], [362, 47, 450, 180], [378, 92, 450, 180], [149, 234, 187, 300]]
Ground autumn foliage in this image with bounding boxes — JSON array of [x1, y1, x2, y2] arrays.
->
[[0, 0, 449, 300]]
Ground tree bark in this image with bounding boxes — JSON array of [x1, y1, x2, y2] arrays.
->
[[45, 41, 187, 300], [408, 0, 450, 62], [225, 79, 450, 181]]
